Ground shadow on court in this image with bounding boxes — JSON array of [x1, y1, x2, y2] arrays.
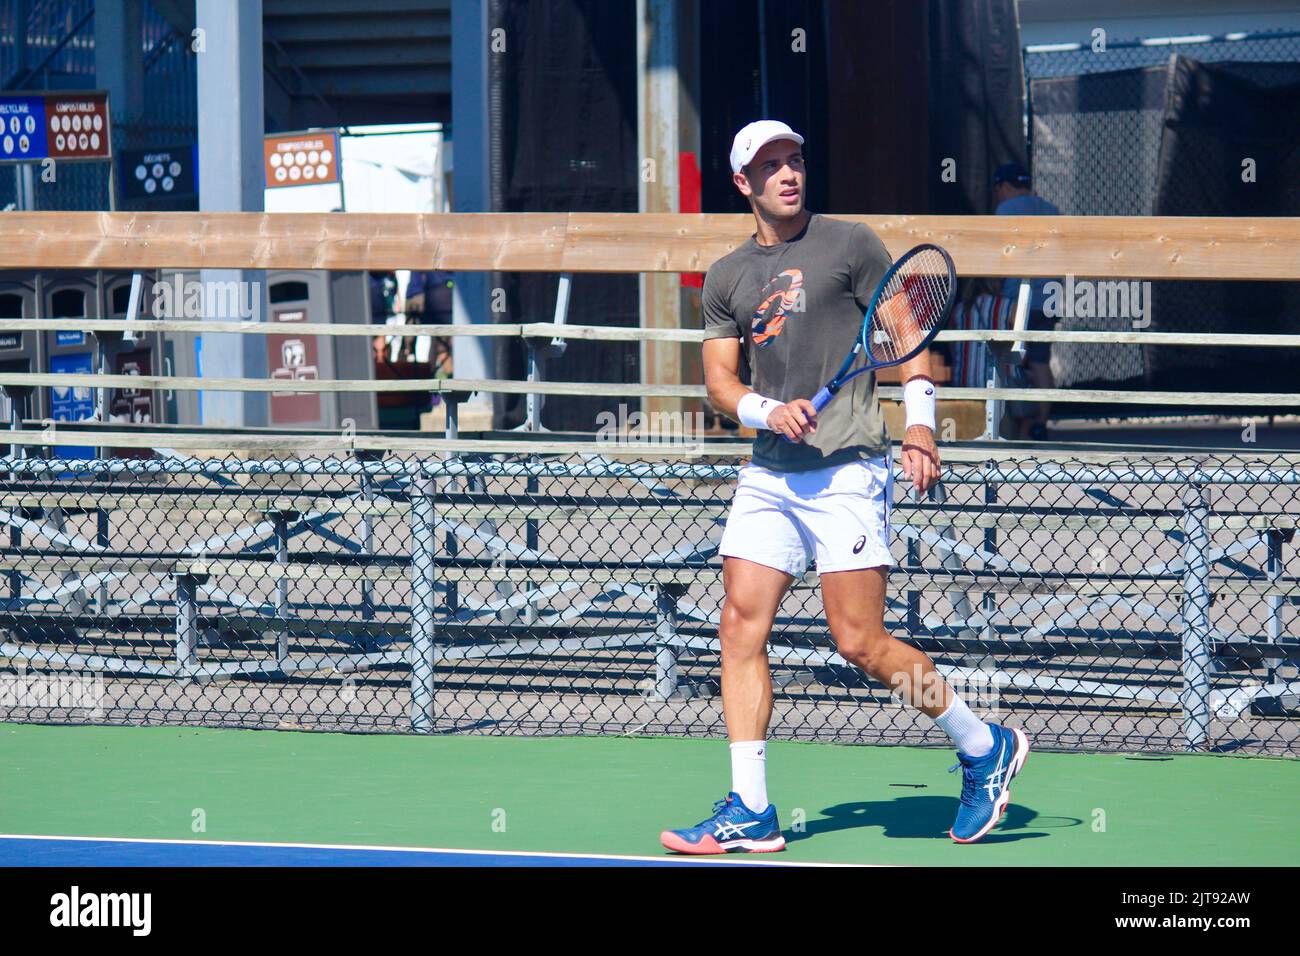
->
[[786, 796, 1081, 844]]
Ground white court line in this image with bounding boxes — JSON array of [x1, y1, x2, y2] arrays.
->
[[0, 833, 872, 867]]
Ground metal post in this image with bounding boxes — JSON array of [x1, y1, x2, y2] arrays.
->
[[443, 405, 460, 615], [983, 351, 1002, 442], [17, 163, 35, 211], [525, 343, 539, 431], [7, 517, 19, 603], [1180, 483, 1212, 750], [1266, 529, 1284, 690], [982, 469, 997, 644], [525, 470, 539, 625], [96, 509, 110, 611], [359, 459, 375, 622], [8, 396, 22, 602], [95, 336, 108, 460], [274, 511, 290, 665], [518, 273, 570, 434], [550, 273, 572, 350], [446, 399, 459, 441], [653, 585, 679, 699], [174, 573, 199, 671], [49, 508, 87, 614], [985, 279, 1032, 441], [196, 0, 266, 429], [932, 481, 976, 643], [409, 474, 438, 732], [906, 485, 921, 635]]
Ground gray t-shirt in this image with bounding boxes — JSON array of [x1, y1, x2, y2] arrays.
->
[[702, 213, 893, 472]]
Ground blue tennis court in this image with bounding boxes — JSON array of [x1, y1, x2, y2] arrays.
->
[[0, 834, 837, 867]]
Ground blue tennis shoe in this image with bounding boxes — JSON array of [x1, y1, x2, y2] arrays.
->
[[949, 723, 1031, 843], [660, 792, 786, 855]]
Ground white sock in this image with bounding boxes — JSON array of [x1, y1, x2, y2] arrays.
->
[[729, 740, 769, 813], [934, 695, 995, 757]]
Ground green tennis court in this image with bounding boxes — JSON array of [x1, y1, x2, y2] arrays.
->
[[2, 723, 1295, 866]]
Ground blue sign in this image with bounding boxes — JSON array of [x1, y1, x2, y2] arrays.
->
[[55, 330, 85, 346], [50, 352, 95, 460], [0, 96, 48, 162]]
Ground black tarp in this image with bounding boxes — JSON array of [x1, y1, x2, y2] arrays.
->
[[489, 0, 1028, 427], [494, 0, 639, 430], [699, 0, 830, 215], [1030, 55, 1300, 399], [1149, 55, 1300, 396], [926, 0, 1028, 215]]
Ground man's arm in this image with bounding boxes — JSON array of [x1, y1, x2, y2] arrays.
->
[[896, 350, 932, 395], [703, 337, 817, 441], [897, 346, 941, 494]]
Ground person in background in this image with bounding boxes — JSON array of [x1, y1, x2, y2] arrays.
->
[[369, 270, 435, 430], [994, 162, 1060, 441], [405, 270, 455, 377]]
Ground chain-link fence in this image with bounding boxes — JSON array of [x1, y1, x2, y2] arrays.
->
[[1, 449, 1295, 755], [1025, 29, 1300, 220], [1024, 30, 1300, 81]]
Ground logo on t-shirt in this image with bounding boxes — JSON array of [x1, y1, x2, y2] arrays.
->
[[751, 269, 803, 348]]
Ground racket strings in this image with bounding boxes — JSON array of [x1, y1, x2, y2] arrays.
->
[[866, 249, 952, 364]]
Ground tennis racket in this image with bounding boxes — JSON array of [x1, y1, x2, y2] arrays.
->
[[784, 243, 956, 440]]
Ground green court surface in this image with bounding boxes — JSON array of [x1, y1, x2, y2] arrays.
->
[[2, 722, 1296, 866]]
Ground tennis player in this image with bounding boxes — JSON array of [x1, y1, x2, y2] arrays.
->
[[660, 120, 1030, 853]]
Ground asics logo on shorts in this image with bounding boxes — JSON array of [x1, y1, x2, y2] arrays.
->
[[853, 535, 867, 555]]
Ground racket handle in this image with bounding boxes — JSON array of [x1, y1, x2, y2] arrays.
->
[[781, 387, 835, 443]]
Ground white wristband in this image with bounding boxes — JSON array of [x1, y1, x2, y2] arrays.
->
[[902, 378, 937, 431], [736, 391, 780, 430]]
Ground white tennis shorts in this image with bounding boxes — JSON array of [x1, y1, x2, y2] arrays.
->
[[718, 456, 895, 576]]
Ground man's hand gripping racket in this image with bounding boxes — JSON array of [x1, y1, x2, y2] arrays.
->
[[775, 243, 957, 489]]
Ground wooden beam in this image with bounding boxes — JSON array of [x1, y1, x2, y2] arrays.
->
[[1, 212, 1297, 278]]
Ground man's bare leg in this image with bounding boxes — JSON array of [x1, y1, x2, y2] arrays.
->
[[719, 557, 791, 739], [658, 555, 793, 854], [718, 556, 792, 813], [820, 566, 993, 754]]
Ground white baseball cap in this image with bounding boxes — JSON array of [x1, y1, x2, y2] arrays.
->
[[729, 120, 805, 174]]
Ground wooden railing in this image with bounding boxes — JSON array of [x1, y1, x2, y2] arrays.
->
[[1, 211, 1298, 278], [0, 211, 1298, 456]]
